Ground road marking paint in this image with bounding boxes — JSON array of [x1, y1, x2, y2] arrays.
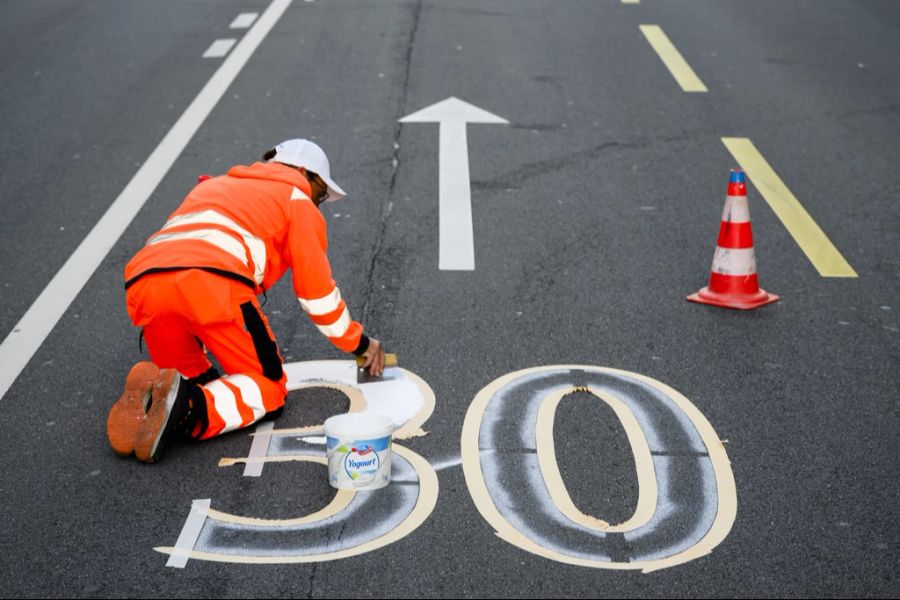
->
[[462, 366, 736, 572], [230, 12, 259, 29], [639, 25, 708, 93], [431, 456, 463, 471], [0, 0, 293, 403], [393, 455, 462, 483], [283, 360, 435, 439], [232, 361, 433, 479], [399, 97, 508, 271], [621, 0, 640, 4], [203, 39, 237, 58], [157, 445, 438, 565], [437, 119, 476, 269], [157, 359, 439, 566], [166, 499, 210, 569], [721, 138, 858, 277]]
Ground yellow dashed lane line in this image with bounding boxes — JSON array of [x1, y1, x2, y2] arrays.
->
[[640, 25, 708, 93]]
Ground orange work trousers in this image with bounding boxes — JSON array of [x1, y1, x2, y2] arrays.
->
[[125, 269, 287, 439]]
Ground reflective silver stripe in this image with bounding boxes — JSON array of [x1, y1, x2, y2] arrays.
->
[[711, 247, 757, 276], [226, 374, 266, 421], [298, 287, 343, 316], [205, 379, 243, 434], [721, 195, 751, 223], [160, 210, 266, 284], [315, 307, 352, 338], [148, 229, 248, 268]]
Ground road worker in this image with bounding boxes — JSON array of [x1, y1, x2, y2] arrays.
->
[[106, 139, 385, 463]]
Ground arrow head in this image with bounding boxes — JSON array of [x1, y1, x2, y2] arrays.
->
[[399, 96, 509, 124]]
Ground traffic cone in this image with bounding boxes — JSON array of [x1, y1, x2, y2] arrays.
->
[[687, 168, 779, 310]]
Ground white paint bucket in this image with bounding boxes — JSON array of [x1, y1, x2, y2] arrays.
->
[[324, 413, 394, 490]]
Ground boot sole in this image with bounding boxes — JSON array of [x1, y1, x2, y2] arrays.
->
[[134, 369, 180, 464], [107, 362, 159, 457]]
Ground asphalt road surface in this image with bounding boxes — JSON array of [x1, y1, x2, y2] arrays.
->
[[1, 0, 898, 597]]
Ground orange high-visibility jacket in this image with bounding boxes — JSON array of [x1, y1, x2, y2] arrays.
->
[[125, 162, 366, 354]]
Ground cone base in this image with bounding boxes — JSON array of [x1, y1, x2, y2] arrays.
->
[[687, 287, 780, 310]]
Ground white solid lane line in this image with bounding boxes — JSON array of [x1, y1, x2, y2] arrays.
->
[[203, 39, 238, 59], [0, 0, 293, 403]]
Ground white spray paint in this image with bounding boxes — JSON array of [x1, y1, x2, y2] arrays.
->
[[162, 359, 437, 566], [473, 368, 720, 565], [391, 455, 462, 484], [282, 361, 426, 430]]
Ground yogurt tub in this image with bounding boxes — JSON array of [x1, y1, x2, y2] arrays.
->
[[324, 413, 394, 490]]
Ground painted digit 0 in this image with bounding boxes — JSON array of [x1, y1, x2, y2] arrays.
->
[[156, 360, 437, 566], [461, 366, 737, 572]]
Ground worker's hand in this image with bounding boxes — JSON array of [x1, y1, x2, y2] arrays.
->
[[361, 337, 386, 377]]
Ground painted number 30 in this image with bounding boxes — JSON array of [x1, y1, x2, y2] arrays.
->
[[158, 363, 736, 572]]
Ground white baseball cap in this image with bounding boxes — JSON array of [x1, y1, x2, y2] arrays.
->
[[269, 139, 346, 202]]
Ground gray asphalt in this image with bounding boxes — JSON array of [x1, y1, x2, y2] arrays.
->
[[1, 0, 898, 597]]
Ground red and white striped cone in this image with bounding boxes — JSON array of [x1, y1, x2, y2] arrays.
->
[[687, 168, 779, 310]]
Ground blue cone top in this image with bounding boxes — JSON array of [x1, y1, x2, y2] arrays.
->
[[729, 169, 746, 183]]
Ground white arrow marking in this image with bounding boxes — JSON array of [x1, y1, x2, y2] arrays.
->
[[400, 97, 508, 270]]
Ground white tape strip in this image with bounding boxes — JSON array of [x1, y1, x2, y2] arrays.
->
[[244, 420, 274, 477], [166, 499, 211, 568]]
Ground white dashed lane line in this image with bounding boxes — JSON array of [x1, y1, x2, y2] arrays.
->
[[203, 38, 237, 59], [230, 12, 259, 29]]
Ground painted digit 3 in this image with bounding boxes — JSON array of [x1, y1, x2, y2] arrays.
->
[[461, 366, 737, 573], [156, 360, 437, 566]]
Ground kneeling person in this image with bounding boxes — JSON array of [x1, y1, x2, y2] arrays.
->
[[107, 139, 385, 463]]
